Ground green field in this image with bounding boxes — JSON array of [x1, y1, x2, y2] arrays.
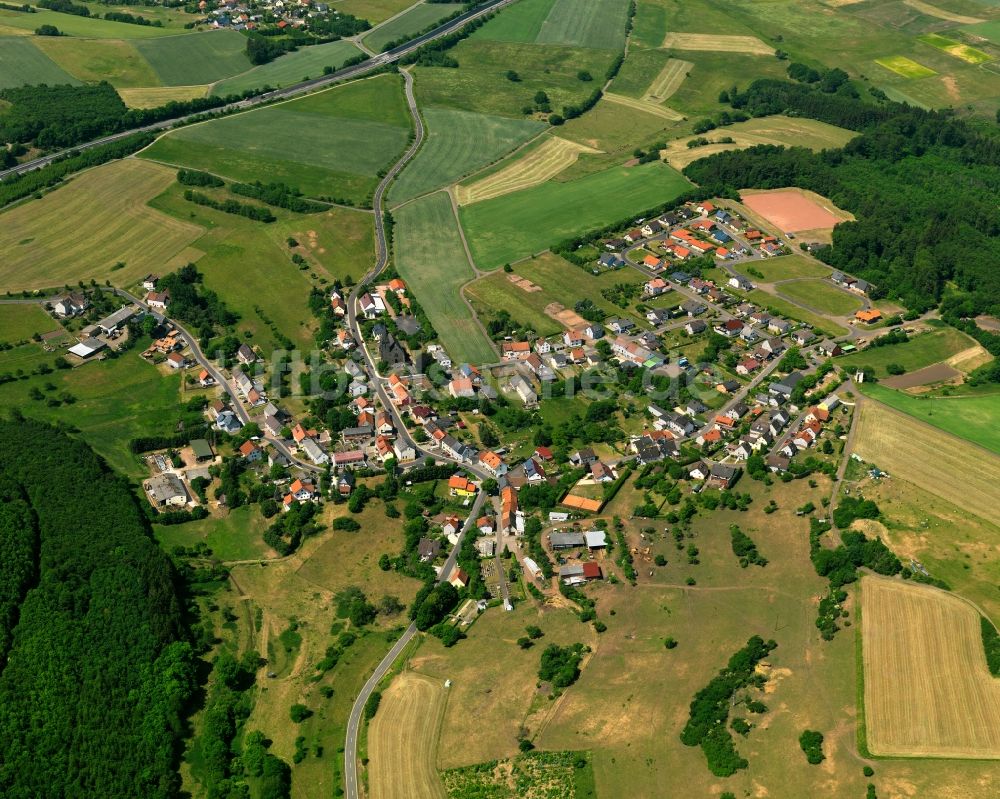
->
[[0, 7, 181, 37], [609, 47, 675, 97], [558, 95, 680, 156], [858, 382, 1000, 456], [875, 54, 938, 78], [0, 304, 60, 343], [136, 30, 252, 86], [142, 74, 411, 203], [362, 1, 458, 52], [466, 251, 646, 337], [0, 37, 79, 89], [735, 255, 830, 282], [210, 39, 363, 96], [334, 0, 419, 24], [389, 108, 544, 205], [963, 19, 1000, 45], [34, 37, 160, 88], [747, 290, 848, 337], [155, 505, 272, 561], [459, 160, 691, 269], [394, 191, 497, 364], [535, 0, 631, 50], [838, 328, 981, 377], [777, 278, 864, 316], [917, 32, 992, 63], [470, 0, 556, 42]]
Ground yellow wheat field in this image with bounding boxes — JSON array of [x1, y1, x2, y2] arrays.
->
[[455, 137, 600, 205], [861, 576, 1000, 758], [852, 399, 1000, 527], [603, 91, 684, 121], [643, 58, 693, 103], [368, 672, 448, 799], [661, 32, 774, 55], [903, 0, 983, 24], [118, 85, 209, 109]]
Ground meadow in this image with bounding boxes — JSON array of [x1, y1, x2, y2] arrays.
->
[[0, 6, 180, 37], [141, 74, 412, 203], [0, 38, 79, 89], [210, 39, 363, 96], [459, 160, 692, 269], [746, 289, 849, 336], [135, 30, 252, 86], [33, 37, 160, 88], [558, 97, 680, 156], [776, 278, 864, 316], [0, 304, 57, 343], [837, 327, 983, 377], [155, 505, 273, 562], [471, 0, 630, 50], [733, 254, 830, 282], [393, 191, 498, 365], [860, 576, 1000, 758], [362, 1, 457, 52], [389, 108, 545, 205], [465, 252, 647, 337], [118, 85, 209, 109], [334, 0, 418, 25], [857, 382, 1000, 458], [0, 159, 203, 293]]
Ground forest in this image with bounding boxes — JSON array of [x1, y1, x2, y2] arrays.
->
[[684, 79, 1000, 317], [0, 416, 195, 798]]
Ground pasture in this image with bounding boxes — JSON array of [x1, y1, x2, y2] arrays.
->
[[838, 327, 985, 378], [362, 1, 458, 52], [333, 0, 418, 25], [0, 38, 79, 89], [0, 159, 203, 293], [390, 108, 545, 205], [141, 74, 411, 203], [455, 135, 599, 205], [118, 85, 209, 108], [465, 252, 647, 337], [853, 393, 1000, 520], [368, 672, 448, 799], [558, 96, 681, 155], [747, 290, 848, 336], [734, 254, 830, 282], [394, 192, 497, 365], [917, 32, 992, 63], [860, 576, 1000, 758], [857, 382, 1000, 459], [135, 30, 252, 86], [661, 32, 774, 55], [459, 160, 691, 269], [33, 37, 159, 88], [210, 39, 363, 96], [0, 7, 180, 37], [471, 0, 630, 49], [777, 279, 862, 316], [0, 304, 60, 343]]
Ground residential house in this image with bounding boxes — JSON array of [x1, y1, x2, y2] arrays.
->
[[198, 369, 215, 387], [590, 461, 615, 483], [142, 275, 158, 292], [146, 291, 170, 310], [166, 352, 187, 369], [681, 300, 707, 316], [216, 410, 242, 433], [145, 473, 187, 508], [647, 308, 672, 325], [715, 319, 744, 338], [736, 357, 761, 376], [53, 292, 88, 318], [501, 341, 531, 361], [688, 461, 710, 480], [393, 440, 416, 461], [570, 447, 597, 466], [359, 293, 385, 318], [448, 377, 476, 398], [685, 319, 707, 336], [716, 378, 740, 394], [729, 275, 753, 292], [300, 438, 329, 465], [816, 340, 843, 357], [239, 440, 262, 462], [448, 474, 477, 497], [707, 463, 740, 489], [598, 252, 625, 269], [855, 309, 882, 325], [608, 318, 635, 335], [768, 318, 791, 336], [509, 374, 537, 406], [644, 277, 669, 296], [523, 458, 546, 483], [418, 538, 440, 562], [770, 371, 804, 399], [792, 329, 816, 346], [237, 344, 256, 365]]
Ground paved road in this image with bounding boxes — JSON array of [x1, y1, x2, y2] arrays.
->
[[343, 490, 487, 799], [0, 0, 516, 183]]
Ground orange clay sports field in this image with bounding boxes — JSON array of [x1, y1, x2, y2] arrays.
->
[[740, 189, 844, 233]]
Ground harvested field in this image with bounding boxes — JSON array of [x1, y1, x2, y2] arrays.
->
[[902, 0, 983, 24], [852, 397, 1000, 526], [0, 159, 203, 292], [456, 136, 600, 205], [861, 576, 1000, 758], [661, 32, 774, 55], [741, 188, 852, 233], [642, 58, 692, 102], [881, 362, 961, 389], [602, 91, 683, 120], [948, 344, 994, 373], [368, 671, 448, 799], [118, 85, 209, 108], [875, 54, 938, 78]]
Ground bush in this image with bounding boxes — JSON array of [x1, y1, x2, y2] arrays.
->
[[799, 729, 825, 764], [363, 691, 381, 721], [289, 704, 313, 723], [664, 637, 677, 649], [332, 517, 361, 532]]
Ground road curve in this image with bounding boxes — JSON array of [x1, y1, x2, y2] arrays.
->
[[0, 0, 516, 183]]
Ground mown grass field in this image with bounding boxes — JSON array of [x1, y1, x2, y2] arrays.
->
[[747, 289, 848, 336], [861, 576, 1000, 758], [33, 37, 160, 88], [155, 505, 272, 562], [0, 159, 203, 293], [0, 37, 79, 89], [135, 30, 252, 85], [459, 160, 691, 269], [362, 1, 457, 52], [558, 97, 680, 155], [466, 251, 647, 337], [394, 191, 497, 365], [470, 0, 556, 42], [390, 108, 545, 205], [141, 74, 411, 203], [210, 39, 363, 96], [368, 672, 448, 799], [857, 382, 1000, 459], [118, 85, 209, 108], [735, 254, 830, 282], [471, 0, 630, 49], [0, 304, 60, 343], [838, 327, 983, 377], [334, 0, 418, 25], [777, 278, 863, 316], [0, 7, 181, 37]]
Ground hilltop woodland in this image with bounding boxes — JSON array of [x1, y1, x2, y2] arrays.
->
[[0, 416, 196, 798], [684, 77, 1000, 325]]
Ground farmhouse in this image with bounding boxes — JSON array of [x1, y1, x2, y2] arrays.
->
[[145, 473, 187, 508], [95, 306, 136, 336], [53, 292, 89, 318], [146, 291, 170, 310]]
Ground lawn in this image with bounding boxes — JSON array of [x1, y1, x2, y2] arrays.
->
[[394, 191, 497, 364], [0, 7, 181, 37], [362, 1, 457, 52], [465, 251, 647, 337], [0, 304, 60, 343], [837, 328, 980, 377], [154, 505, 273, 562], [735, 255, 830, 282], [858, 382, 1000, 457], [776, 278, 863, 316], [0, 159, 204, 293], [459, 160, 692, 269], [389, 107, 545, 205], [747, 290, 848, 336], [210, 39, 363, 96], [135, 30, 252, 85], [141, 74, 411, 203], [0, 37, 79, 89], [33, 37, 160, 89]]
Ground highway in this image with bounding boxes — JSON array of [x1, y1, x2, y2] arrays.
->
[[0, 0, 517, 183]]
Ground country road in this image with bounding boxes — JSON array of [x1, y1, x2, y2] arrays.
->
[[0, 0, 517, 184]]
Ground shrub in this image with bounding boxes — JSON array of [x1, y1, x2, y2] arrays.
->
[[799, 729, 825, 764], [289, 704, 312, 723]]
